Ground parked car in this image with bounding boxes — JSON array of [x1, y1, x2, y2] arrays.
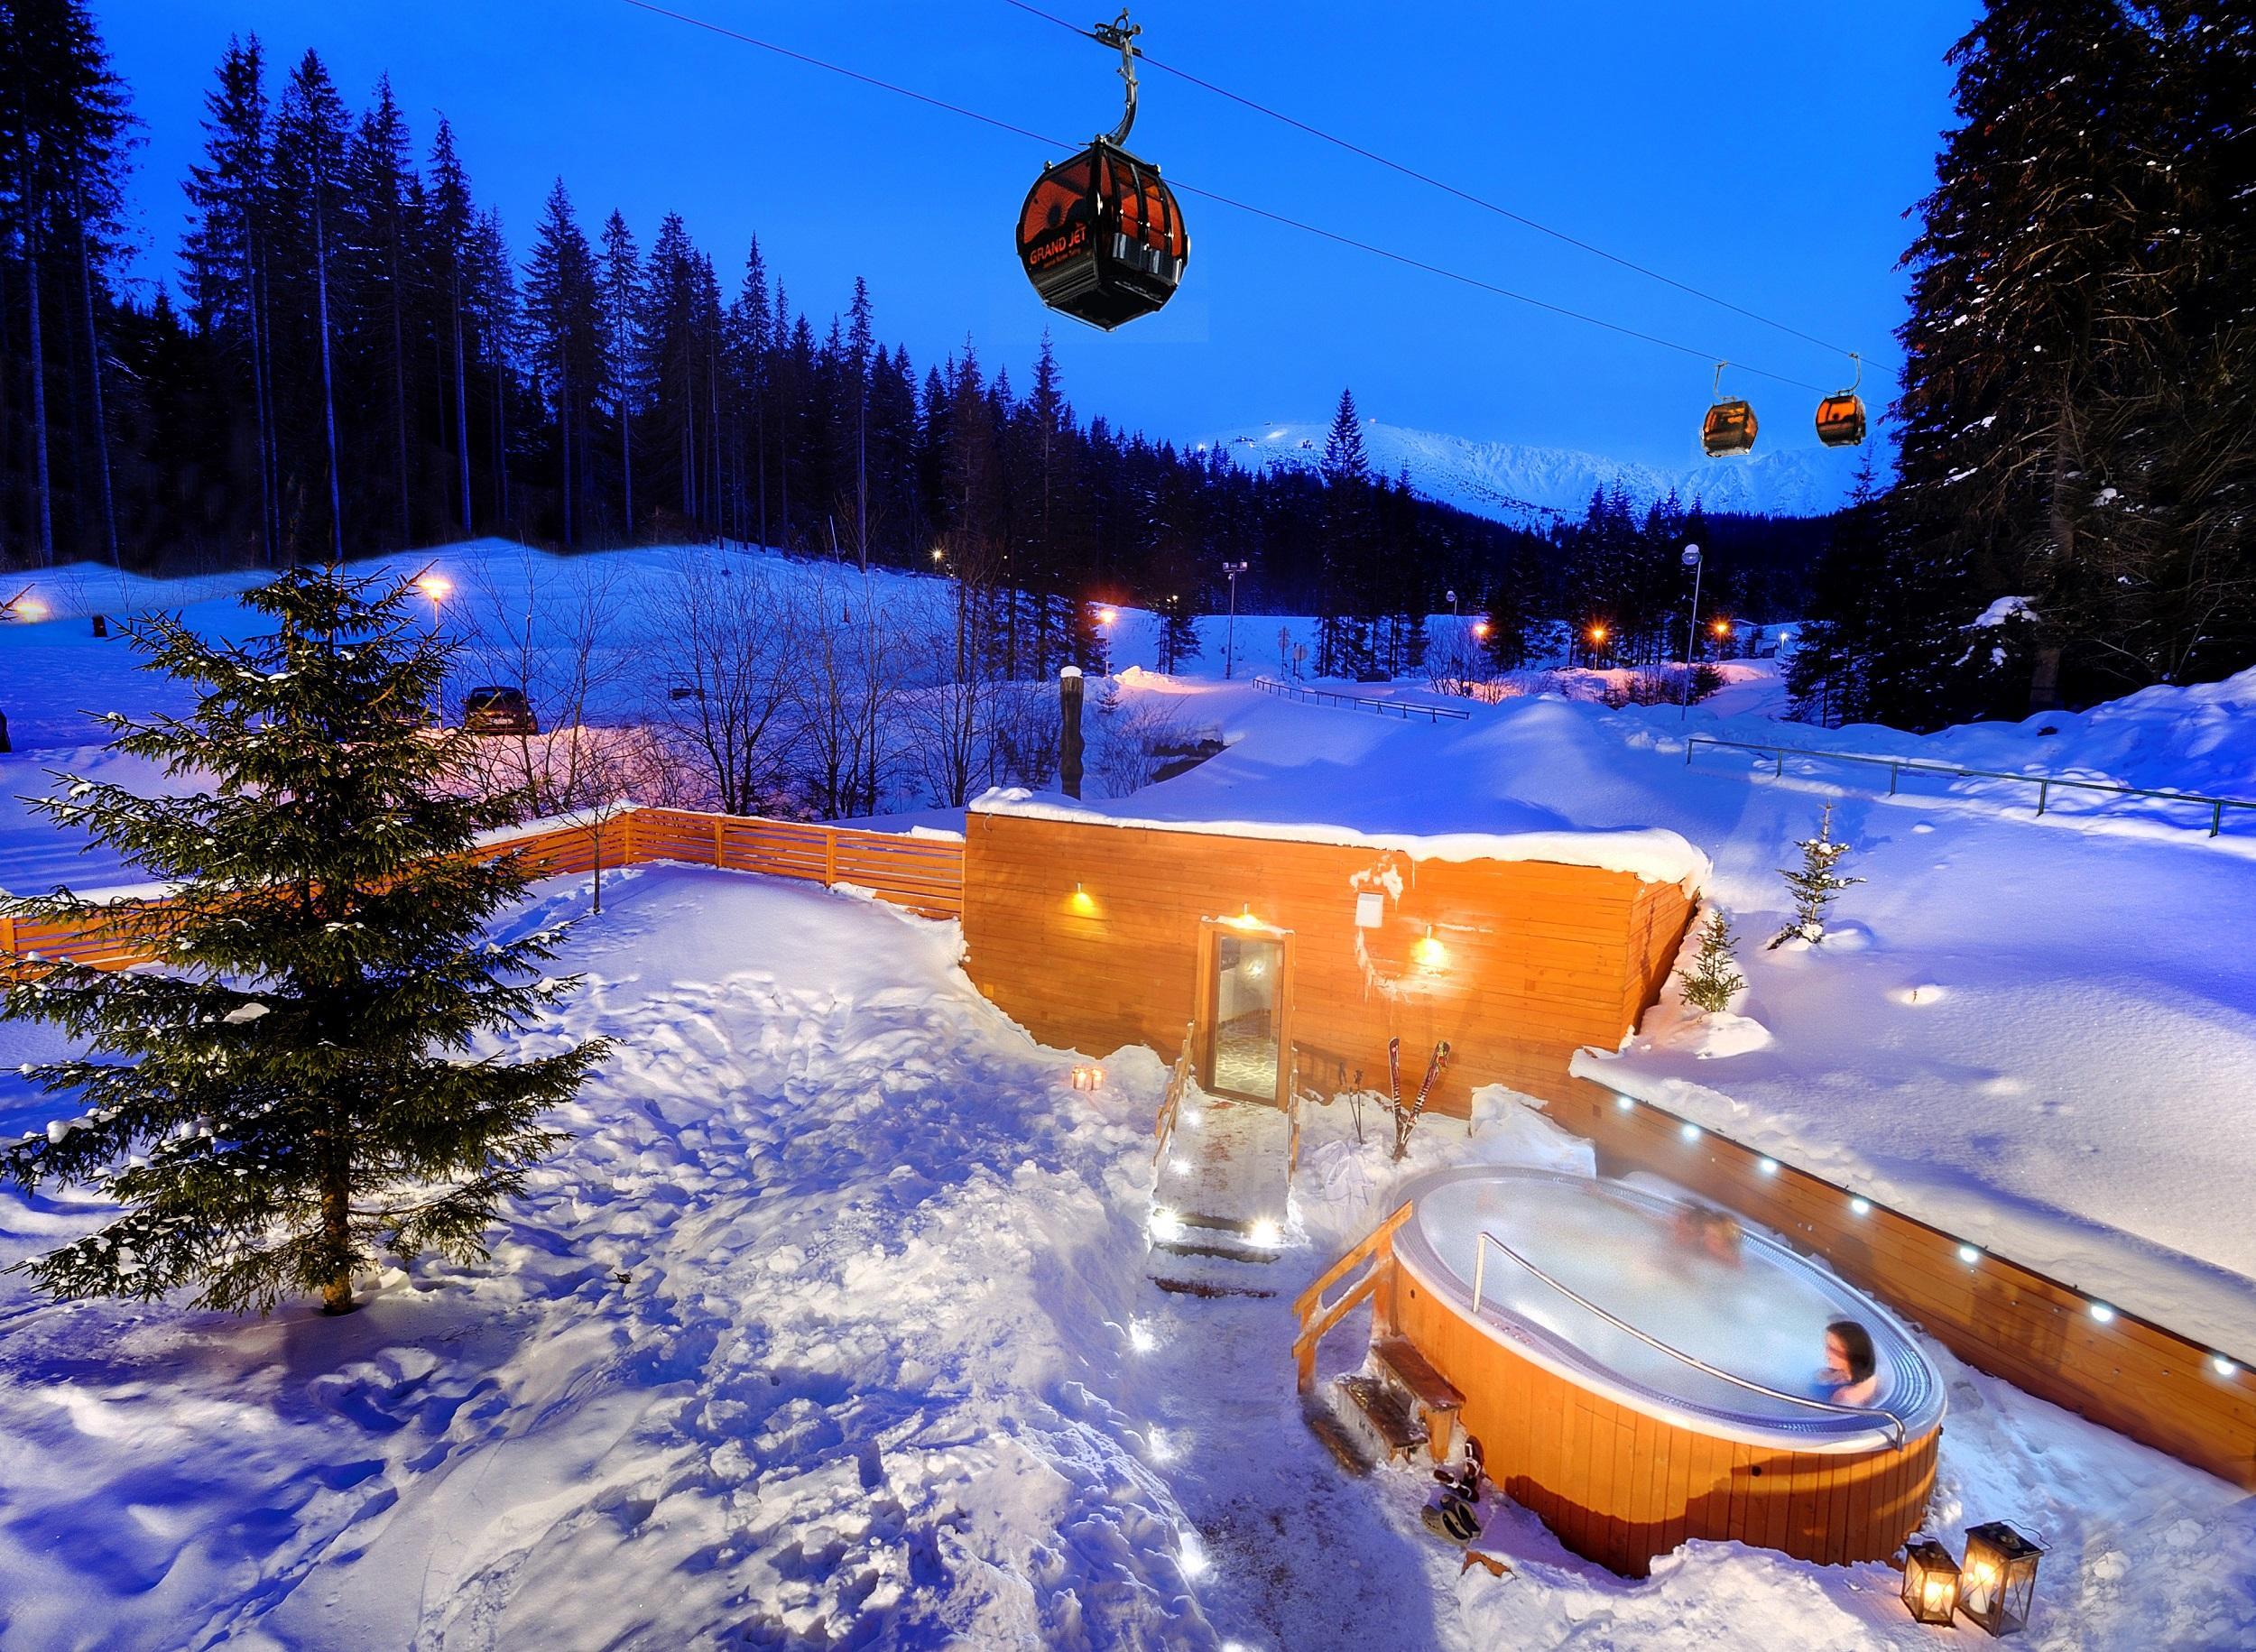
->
[[461, 686, 537, 735]]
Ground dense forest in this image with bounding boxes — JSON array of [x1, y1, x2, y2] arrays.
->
[[1, 2, 1829, 681], [1790, 1, 2255, 725]]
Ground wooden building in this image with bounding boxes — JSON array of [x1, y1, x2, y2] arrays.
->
[[961, 800, 1702, 1117]]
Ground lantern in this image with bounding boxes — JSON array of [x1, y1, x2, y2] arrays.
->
[[1959, 1521, 2043, 1637], [1070, 1064, 1105, 1093], [1901, 1537, 1961, 1626]]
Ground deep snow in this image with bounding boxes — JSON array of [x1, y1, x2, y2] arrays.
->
[[0, 870, 2246, 1648], [6, 543, 2256, 1644]]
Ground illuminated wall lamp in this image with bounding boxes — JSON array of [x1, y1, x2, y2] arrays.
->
[[2214, 1354, 2240, 1379], [1679, 1121, 1700, 1143], [1068, 881, 1097, 915], [1850, 1196, 1872, 1217], [1900, 1536, 1961, 1627], [1410, 924, 1448, 971]]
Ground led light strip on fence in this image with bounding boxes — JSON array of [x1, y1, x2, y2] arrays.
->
[[1603, 1088, 2251, 1391]]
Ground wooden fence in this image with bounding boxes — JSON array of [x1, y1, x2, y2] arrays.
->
[[1547, 1075, 2256, 1492], [0, 807, 965, 972]]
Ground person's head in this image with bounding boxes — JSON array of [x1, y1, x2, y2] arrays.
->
[[1825, 1319, 1877, 1385]]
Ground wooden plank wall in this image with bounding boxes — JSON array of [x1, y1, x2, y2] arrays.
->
[[0, 808, 965, 972], [1543, 1075, 2256, 1492], [1385, 1262, 1940, 1577], [960, 811, 1695, 1121]]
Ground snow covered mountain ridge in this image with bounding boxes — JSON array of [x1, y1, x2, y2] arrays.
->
[[1194, 420, 1867, 526]]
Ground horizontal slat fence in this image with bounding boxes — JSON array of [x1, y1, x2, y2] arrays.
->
[[0, 807, 963, 973]]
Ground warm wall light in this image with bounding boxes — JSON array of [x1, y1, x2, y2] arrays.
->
[[1068, 881, 1097, 915], [1410, 924, 1449, 971]]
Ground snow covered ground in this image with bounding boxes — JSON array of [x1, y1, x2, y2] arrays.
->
[[6, 546, 2256, 1643], [1, 868, 2246, 1648]]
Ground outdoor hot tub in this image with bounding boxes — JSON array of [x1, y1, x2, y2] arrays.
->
[[1385, 1165, 1946, 1576]]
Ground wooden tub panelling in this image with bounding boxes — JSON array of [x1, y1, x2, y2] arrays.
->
[[1382, 1254, 1940, 1577]]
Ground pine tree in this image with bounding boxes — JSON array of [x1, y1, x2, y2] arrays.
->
[[1679, 909, 1747, 1013], [0, 568, 606, 1315], [0, 0, 134, 567], [1770, 804, 1864, 949], [1318, 386, 1373, 677], [599, 209, 643, 539]]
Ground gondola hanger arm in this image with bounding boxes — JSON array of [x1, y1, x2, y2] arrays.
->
[[1093, 9, 1141, 146]]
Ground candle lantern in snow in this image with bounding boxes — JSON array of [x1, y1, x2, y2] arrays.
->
[[1958, 1521, 2043, 1637], [1900, 1536, 1960, 1626]]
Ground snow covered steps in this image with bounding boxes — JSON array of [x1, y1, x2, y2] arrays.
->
[[1148, 1209, 1281, 1298], [1311, 1339, 1466, 1472]]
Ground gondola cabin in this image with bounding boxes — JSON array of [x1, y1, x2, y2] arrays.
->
[[961, 797, 1701, 1117], [1018, 142, 1189, 330], [1814, 392, 1867, 448], [1701, 398, 1758, 457]]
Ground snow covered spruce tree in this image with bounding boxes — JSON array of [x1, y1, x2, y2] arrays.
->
[[1679, 910, 1747, 1013], [0, 568, 606, 1315], [1770, 804, 1863, 950]]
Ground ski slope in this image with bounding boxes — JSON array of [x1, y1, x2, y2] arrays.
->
[[1196, 419, 1863, 525]]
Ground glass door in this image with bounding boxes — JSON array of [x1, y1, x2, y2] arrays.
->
[[1210, 932, 1284, 1103]]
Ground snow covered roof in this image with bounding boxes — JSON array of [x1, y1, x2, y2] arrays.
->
[[969, 674, 1711, 889]]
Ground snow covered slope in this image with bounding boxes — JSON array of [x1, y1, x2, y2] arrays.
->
[[1196, 419, 1863, 524]]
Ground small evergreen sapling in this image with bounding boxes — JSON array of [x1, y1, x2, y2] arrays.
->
[[1770, 802, 1863, 949], [0, 568, 608, 1315], [1679, 909, 1746, 1013]]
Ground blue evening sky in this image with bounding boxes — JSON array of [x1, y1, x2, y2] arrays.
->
[[97, 1, 1975, 467]]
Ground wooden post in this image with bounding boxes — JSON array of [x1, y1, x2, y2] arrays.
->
[[1059, 666, 1085, 799], [823, 828, 837, 889], [712, 813, 726, 868]]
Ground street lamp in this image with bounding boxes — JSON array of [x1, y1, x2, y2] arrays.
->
[[1678, 543, 1703, 719], [1586, 623, 1608, 666], [412, 570, 452, 724], [1221, 560, 1248, 678]]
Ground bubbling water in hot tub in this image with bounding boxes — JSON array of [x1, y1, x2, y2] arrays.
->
[[1415, 1174, 1900, 1420]]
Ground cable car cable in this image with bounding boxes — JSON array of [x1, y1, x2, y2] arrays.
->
[[613, 0, 1825, 390], [999, 0, 1870, 371]]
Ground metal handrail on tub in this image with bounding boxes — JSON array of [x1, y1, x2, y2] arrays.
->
[[1470, 1229, 1908, 1451]]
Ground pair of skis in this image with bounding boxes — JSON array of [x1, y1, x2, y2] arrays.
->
[[1387, 1036, 1450, 1162]]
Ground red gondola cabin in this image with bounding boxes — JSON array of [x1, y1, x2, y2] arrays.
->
[[1018, 142, 1188, 330]]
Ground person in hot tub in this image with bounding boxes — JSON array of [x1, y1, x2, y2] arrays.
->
[[1822, 1319, 1880, 1407]]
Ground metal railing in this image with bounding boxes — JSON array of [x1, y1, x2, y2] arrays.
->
[[1686, 734, 2256, 839], [1470, 1229, 1908, 1450], [1254, 677, 1470, 723]]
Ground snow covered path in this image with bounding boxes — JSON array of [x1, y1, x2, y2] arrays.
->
[[0, 869, 1204, 1648]]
